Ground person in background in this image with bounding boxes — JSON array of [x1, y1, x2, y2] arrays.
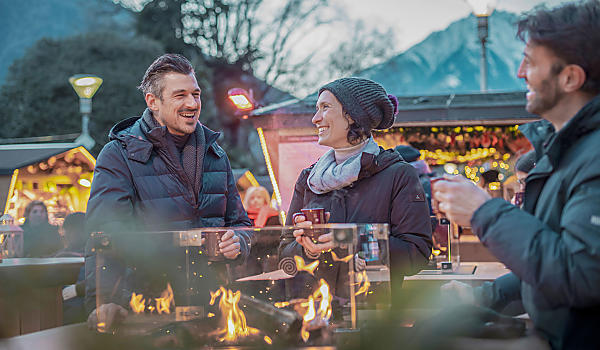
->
[[511, 150, 536, 206], [54, 212, 87, 324], [21, 200, 62, 258], [281, 77, 432, 299], [243, 186, 281, 227], [435, 1, 600, 347]]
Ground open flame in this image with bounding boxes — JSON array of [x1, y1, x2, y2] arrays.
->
[[331, 251, 353, 263], [129, 283, 174, 314], [300, 278, 332, 342], [209, 287, 261, 343], [294, 255, 319, 275], [355, 270, 371, 296]]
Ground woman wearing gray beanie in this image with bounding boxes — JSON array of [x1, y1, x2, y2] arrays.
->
[[280, 77, 433, 298]]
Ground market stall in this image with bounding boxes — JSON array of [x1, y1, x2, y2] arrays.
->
[[1, 143, 96, 225], [249, 91, 538, 213]]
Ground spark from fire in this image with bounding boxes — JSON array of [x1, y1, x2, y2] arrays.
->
[[355, 270, 371, 296], [294, 255, 319, 275], [209, 287, 261, 343], [274, 301, 290, 308]]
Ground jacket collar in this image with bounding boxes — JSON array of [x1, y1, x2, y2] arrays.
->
[[357, 147, 403, 180], [519, 94, 600, 167], [108, 109, 221, 163]]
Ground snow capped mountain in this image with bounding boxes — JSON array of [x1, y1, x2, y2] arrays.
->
[[358, 11, 526, 96]]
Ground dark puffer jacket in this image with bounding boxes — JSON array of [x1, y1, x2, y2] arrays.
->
[[280, 148, 433, 297], [471, 95, 600, 349], [85, 112, 251, 311]]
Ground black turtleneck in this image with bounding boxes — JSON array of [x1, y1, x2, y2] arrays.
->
[[170, 132, 191, 152]]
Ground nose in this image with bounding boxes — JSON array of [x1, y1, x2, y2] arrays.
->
[[185, 94, 200, 109], [517, 58, 526, 80], [312, 110, 322, 125]]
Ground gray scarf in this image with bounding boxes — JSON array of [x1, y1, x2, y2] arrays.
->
[[307, 138, 380, 194]]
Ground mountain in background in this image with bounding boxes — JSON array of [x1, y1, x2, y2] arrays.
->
[[0, 0, 134, 84], [358, 10, 526, 96]]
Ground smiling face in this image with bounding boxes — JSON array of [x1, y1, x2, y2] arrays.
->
[[145, 72, 202, 135], [517, 42, 566, 118], [312, 90, 354, 149]]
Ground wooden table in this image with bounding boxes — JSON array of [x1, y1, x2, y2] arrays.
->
[[0, 257, 84, 337]]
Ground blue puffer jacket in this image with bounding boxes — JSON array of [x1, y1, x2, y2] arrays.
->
[[85, 110, 252, 312]]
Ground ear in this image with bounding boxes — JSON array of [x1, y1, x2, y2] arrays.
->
[[561, 64, 587, 93], [145, 93, 159, 111]]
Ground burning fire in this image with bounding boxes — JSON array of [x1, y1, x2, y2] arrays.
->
[[300, 278, 332, 342], [129, 283, 174, 314], [355, 270, 371, 296], [209, 287, 262, 343], [331, 251, 353, 263], [294, 255, 319, 275]]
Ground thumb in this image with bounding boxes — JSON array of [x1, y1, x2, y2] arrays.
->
[[325, 212, 331, 222]]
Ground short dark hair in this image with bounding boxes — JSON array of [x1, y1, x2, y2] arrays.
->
[[138, 54, 195, 99], [517, 0, 600, 94]]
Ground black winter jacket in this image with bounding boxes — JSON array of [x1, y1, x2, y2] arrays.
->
[[84, 112, 251, 312], [280, 148, 433, 297], [471, 95, 600, 349]]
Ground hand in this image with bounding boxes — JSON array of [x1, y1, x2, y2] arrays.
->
[[87, 303, 128, 333], [354, 254, 366, 271], [219, 230, 241, 259], [441, 280, 476, 305], [292, 213, 333, 256], [432, 175, 491, 227]]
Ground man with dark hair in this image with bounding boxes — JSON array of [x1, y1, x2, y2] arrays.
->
[[85, 54, 252, 331], [435, 1, 600, 348]]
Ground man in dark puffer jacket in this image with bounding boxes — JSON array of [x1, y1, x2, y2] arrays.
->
[[85, 54, 252, 331]]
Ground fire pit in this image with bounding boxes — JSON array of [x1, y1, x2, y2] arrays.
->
[[90, 224, 391, 347]]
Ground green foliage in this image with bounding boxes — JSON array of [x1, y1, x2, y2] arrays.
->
[[0, 31, 163, 154]]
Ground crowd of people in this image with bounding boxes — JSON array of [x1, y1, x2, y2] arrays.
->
[[9, 1, 600, 348]]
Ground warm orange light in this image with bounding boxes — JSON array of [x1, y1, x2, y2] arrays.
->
[[209, 287, 260, 342], [130, 292, 146, 313], [294, 255, 319, 275], [155, 283, 174, 314], [331, 251, 353, 263], [355, 270, 371, 296], [228, 94, 254, 111], [300, 279, 332, 342], [274, 301, 290, 308]]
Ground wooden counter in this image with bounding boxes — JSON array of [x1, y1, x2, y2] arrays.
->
[[0, 257, 84, 337]]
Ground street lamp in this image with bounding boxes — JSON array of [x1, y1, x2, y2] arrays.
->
[[466, 0, 496, 92], [69, 74, 103, 150]]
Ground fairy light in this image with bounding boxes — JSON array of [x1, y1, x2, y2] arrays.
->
[[3, 169, 18, 214], [256, 127, 285, 223]]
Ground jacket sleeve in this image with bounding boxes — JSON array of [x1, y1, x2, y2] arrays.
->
[[474, 272, 522, 311], [279, 171, 308, 258], [85, 141, 136, 234], [84, 141, 135, 313], [222, 156, 252, 260], [471, 177, 600, 308], [389, 164, 433, 276]]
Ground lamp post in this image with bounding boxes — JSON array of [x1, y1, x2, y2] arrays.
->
[[69, 74, 103, 150], [466, 0, 496, 92]]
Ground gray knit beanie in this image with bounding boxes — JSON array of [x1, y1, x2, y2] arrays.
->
[[318, 77, 398, 130]]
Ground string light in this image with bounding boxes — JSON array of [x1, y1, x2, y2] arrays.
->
[[257, 127, 286, 223]]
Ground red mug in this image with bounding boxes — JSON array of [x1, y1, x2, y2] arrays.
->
[[295, 208, 327, 242], [514, 192, 525, 206]]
